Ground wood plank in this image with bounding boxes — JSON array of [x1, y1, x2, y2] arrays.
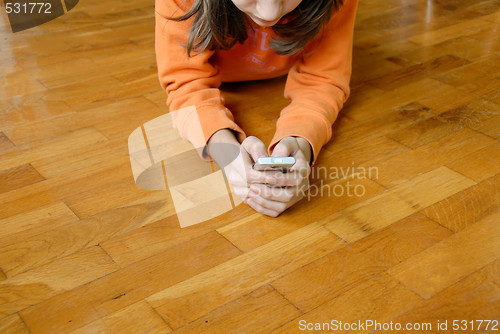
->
[[436, 98, 499, 129], [271, 274, 422, 334], [0, 202, 78, 243], [0, 164, 45, 194], [173, 285, 301, 334], [321, 135, 411, 166], [446, 142, 500, 182], [31, 137, 130, 178], [144, 90, 168, 109], [37, 55, 156, 89], [416, 82, 496, 114], [351, 47, 402, 87], [388, 211, 500, 299], [386, 115, 461, 149], [272, 213, 451, 312], [410, 17, 491, 46], [100, 204, 252, 267], [323, 166, 475, 242], [3, 97, 162, 146], [43, 74, 160, 112], [147, 223, 345, 329], [0, 313, 29, 334], [345, 79, 443, 121], [368, 55, 471, 91], [0, 127, 109, 172], [19, 231, 241, 334], [435, 62, 500, 103], [63, 172, 158, 219], [387, 99, 499, 149], [470, 114, 500, 139], [422, 174, 500, 232], [0, 132, 15, 152], [387, 258, 500, 334], [329, 102, 435, 150], [0, 246, 119, 318], [69, 301, 171, 334], [217, 176, 383, 252], [1, 72, 47, 98], [372, 128, 495, 187], [0, 155, 145, 220], [484, 88, 500, 105], [392, 35, 497, 64], [0, 191, 174, 276], [0, 93, 74, 130]]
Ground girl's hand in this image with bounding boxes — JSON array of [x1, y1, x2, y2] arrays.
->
[[208, 130, 269, 202], [246, 136, 312, 217], [223, 136, 270, 201]]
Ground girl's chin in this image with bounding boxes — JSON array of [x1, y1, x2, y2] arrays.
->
[[249, 15, 280, 27]]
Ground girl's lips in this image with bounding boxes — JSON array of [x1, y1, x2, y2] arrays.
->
[[250, 15, 280, 26]]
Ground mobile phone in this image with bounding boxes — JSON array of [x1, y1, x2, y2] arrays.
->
[[253, 156, 296, 173]]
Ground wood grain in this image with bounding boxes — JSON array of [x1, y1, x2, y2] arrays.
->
[[217, 176, 383, 252], [69, 301, 171, 334], [147, 223, 345, 329], [446, 142, 500, 182], [323, 167, 475, 242], [0, 314, 29, 334], [0, 164, 45, 194], [272, 213, 452, 313], [388, 259, 500, 334], [272, 274, 423, 334], [422, 174, 500, 232], [173, 285, 301, 334], [372, 128, 495, 188], [0, 246, 118, 318], [0, 0, 498, 332], [19, 232, 241, 333], [388, 211, 500, 299]]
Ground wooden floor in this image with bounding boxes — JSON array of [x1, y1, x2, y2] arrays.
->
[[1, 0, 499, 333]]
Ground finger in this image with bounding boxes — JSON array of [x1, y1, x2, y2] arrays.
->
[[241, 136, 268, 163], [289, 158, 311, 178], [248, 192, 287, 215], [262, 169, 307, 187], [249, 183, 295, 203], [223, 148, 255, 187], [246, 169, 271, 185], [271, 137, 298, 157], [247, 199, 280, 217]]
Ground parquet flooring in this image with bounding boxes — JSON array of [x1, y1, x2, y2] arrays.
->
[[0, 0, 499, 333]]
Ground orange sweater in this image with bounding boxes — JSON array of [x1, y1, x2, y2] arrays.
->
[[155, 0, 358, 165]]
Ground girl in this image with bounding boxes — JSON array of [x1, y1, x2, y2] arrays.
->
[[155, 0, 358, 217]]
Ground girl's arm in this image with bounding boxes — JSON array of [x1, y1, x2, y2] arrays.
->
[[155, 0, 247, 160], [269, 0, 359, 165]]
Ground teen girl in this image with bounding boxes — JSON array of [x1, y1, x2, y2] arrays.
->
[[155, 0, 358, 217]]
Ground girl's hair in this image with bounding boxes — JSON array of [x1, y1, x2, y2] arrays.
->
[[166, 0, 343, 56]]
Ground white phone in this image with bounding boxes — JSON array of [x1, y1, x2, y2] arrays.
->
[[253, 156, 296, 173]]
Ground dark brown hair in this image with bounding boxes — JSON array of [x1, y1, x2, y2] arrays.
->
[[166, 0, 343, 56]]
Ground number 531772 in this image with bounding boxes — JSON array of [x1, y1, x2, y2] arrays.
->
[[5, 2, 52, 14]]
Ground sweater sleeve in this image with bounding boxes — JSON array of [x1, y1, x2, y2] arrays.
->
[[155, 0, 247, 160], [268, 0, 358, 165]]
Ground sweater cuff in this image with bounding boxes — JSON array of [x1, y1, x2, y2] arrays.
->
[[268, 113, 331, 166], [171, 105, 246, 161]]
